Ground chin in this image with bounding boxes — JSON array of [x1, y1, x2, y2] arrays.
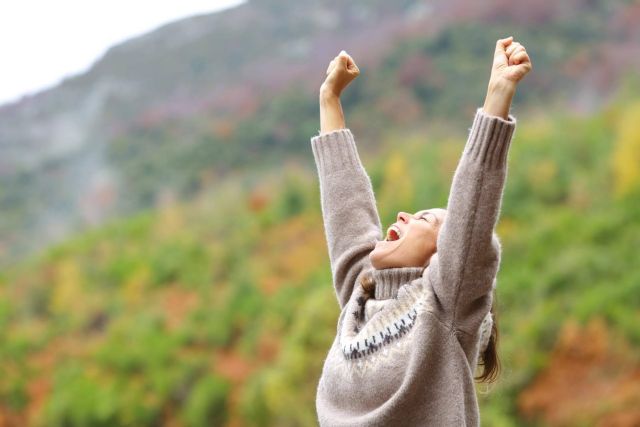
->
[[369, 251, 396, 270], [368, 251, 380, 268], [368, 248, 385, 269]]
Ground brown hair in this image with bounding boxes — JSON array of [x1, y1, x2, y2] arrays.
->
[[359, 270, 376, 296], [360, 271, 501, 383], [475, 288, 500, 383]]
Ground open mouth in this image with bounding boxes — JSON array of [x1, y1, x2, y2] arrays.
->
[[385, 227, 401, 241]]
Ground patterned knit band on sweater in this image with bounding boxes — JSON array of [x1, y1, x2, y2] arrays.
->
[[341, 270, 494, 363]]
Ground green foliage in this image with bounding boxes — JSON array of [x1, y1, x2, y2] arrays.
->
[[239, 286, 337, 426], [181, 376, 230, 427], [41, 363, 165, 427]]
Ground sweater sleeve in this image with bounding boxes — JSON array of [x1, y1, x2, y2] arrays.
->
[[310, 128, 383, 310], [426, 107, 516, 336]]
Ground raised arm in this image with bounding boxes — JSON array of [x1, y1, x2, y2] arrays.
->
[[311, 51, 382, 310], [428, 37, 532, 335]]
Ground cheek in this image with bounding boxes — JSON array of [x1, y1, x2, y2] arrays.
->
[[413, 228, 436, 250], [425, 228, 438, 248]]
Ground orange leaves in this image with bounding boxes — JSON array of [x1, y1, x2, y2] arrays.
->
[[252, 214, 325, 296], [247, 187, 271, 214], [517, 317, 640, 425], [159, 286, 199, 332]]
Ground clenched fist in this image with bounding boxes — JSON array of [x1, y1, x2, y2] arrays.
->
[[489, 36, 532, 89], [320, 50, 360, 98], [482, 36, 532, 119]]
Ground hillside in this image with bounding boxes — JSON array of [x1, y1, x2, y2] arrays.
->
[[1, 0, 639, 268], [1, 94, 639, 425]]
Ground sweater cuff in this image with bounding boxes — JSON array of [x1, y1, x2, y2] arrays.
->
[[310, 128, 365, 176], [464, 107, 517, 169]]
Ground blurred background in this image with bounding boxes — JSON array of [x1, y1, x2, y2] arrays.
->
[[1, 0, 639, 425]]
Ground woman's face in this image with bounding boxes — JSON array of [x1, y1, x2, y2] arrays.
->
[[369, 208, 446, 270]]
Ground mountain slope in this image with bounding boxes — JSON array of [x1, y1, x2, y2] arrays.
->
[[1, 0, 638, 269]]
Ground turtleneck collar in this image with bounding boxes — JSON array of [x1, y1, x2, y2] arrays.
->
[[370, 266, 425, 300]]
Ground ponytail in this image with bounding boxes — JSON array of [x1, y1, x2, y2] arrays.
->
[[475, 289, 501, 383], [359, 270, 376, 296]]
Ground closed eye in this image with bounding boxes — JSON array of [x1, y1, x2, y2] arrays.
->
[[420, 213, 437, 224]]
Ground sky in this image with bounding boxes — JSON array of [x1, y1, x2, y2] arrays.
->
[[0, 0, 246, 106]]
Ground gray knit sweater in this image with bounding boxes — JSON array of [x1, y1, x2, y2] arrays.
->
[[310, 107, 517, 426]]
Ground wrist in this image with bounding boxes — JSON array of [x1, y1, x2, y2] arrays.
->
[[320, 84, 341, 102], [483, 80, 515, 119], [487, 79, 516, 97]]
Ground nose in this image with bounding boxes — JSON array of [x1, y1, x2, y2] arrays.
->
[[397, 211, 410, 224]]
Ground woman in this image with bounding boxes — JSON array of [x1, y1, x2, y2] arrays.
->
[[310, 36, 531, 426]]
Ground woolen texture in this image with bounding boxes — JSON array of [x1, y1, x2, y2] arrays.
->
[[310, 107, 517, 426]]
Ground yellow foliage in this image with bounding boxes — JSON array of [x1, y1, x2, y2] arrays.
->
[[519, 113, 554, 144], [527, 159, 558, 192], [49, 258, 84, 315], [156, 203, 185, 239], [496, 217, 519, 241], [379, 151, 414, 216], [611, 102, 640, 198], [122, 265, 151, 307]]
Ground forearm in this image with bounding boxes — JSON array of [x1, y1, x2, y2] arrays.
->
[[319, 87, 346, 135], [482, 80, 515, 120]]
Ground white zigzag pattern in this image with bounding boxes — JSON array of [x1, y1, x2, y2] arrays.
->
[[335, 281, 493, 377], [341, 307, 418, 359], [336, 289, 431, 378]]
